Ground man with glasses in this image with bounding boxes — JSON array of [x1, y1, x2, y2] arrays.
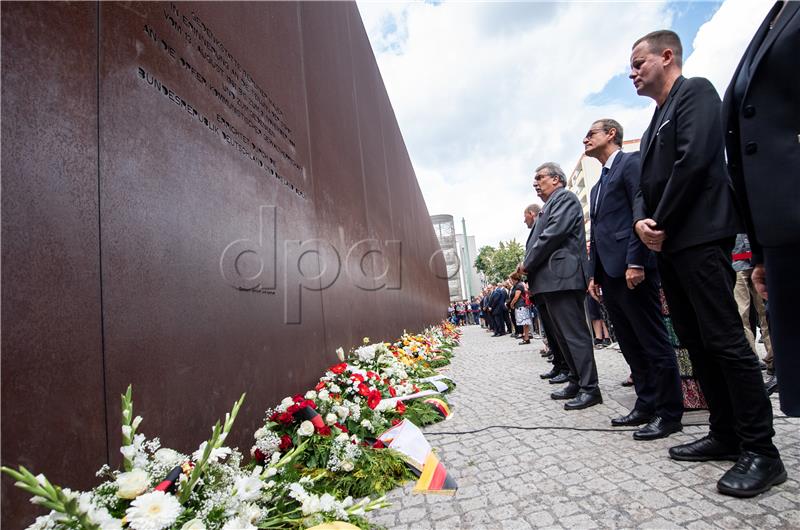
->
[[520, 163, 601, 410], [584, 118, 683, 440]]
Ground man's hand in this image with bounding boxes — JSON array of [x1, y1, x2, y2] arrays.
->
[[625, 267, 645, 289], [588, 278, 603, 303], [752, 263, 768, 300], [635, 219, 666, 251]]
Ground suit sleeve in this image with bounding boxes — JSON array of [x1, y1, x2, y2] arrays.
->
[[588, 186, 598, 279], [524, 193, 582, 273], [621, 153, 649, 267], [652, 78, 723, 234]]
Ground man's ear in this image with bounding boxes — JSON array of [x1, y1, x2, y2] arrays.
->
[[662, 48, 675, 67]]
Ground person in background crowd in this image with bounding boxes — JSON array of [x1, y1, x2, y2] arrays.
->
[[522, 162, 601, 410], [447, 303, 455, 324], [488, 283, 508, 336], [587, 295, 612, 349], [732, 233, 775, 391], [502, 280, 515, 336], [631, 29, 783, 496], [584, 117, 684, 441], [723, 0, 799, 416], [470, 297, 480, 325], [509, 272, 533, 344]]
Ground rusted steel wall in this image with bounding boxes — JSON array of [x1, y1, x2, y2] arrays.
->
[[1, 2, 448, 525]]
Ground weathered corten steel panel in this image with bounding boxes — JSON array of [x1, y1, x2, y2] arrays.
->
[[1, 2, 448, 526], [0, 3, 106, 527]]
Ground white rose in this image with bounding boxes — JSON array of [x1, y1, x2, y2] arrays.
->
[[318, 389, 330, 402], [154, 448, 181, 465], [181, 519, 207, 530], [304, 390, 317, 400], [280, 397, 294, 409], [115, 469, 149, 499], [335, 433, 349, 443], [297, 420, 315, 437], [325, 413, 337, 425], [341, 461, 354, 472], [334, 406, 349, 420]]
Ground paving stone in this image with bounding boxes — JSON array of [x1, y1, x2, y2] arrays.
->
[[368, 326, 800, 528]]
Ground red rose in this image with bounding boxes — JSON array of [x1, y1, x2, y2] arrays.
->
[[279, 435, 293, 451], [330, 363, 347, 374], [351, 373, 365, 383], [269, 412, 280, 422], [372, 439, 386, 449], [334, 422, 348, 433], [389, 386, 397, 397], [367, 371, 379, 380], [253, 448, 266, 463], [395, 401, 406, 414], [293, 394, 305, 403], [315, 381, 326, 391], [317, 425, 331, 436], [391, 418, 401, 426], [358, 383, 371, 397]]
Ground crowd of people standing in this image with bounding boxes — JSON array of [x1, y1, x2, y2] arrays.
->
[[454, 13, 798, 500]]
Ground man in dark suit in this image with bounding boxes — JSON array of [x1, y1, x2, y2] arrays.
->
[[487, 283, 507, 336], [722, 1, 799, 417], [521, 162, 601, 410], [522, 204, 570, 382], [630, 30, 784, 497], [584, 118, 683, 440]]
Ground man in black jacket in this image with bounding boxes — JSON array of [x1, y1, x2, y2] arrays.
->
[[584, 118, 683, 441], [722, 1, 799, 417], [630, 30, 784, 497]]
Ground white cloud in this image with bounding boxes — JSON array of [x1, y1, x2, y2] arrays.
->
[[358, 0, 763, 250]]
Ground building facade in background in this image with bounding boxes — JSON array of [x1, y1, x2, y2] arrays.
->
[[431, 214, 463, 301]]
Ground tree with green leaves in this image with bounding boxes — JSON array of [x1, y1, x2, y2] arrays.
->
[[474, 240, 524, 283]]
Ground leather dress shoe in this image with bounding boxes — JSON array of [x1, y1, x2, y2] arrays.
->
[[611, 409, 652, 427], [564, 392, 602, 410], [717, 451, 787, 498], [540, 349, 551, 357], [539, 367, 560, 379], [518, 340, 531, 345], [765, 375, 778, 396], [668, 435, 740, 462], [550, 384, 579, 400], [548, 372, 570, 384], [633, 416, 682, 440]]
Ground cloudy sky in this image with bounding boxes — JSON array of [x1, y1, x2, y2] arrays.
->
[[357, 0, 773, 250]]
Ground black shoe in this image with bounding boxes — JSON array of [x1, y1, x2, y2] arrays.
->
[[540, 349, 551, 357], [621, 376, 634, 387], [491, 333, 500, 337], [602, 338, 612, 347], [611, 409, 652, 427], [548, 372, 570, 384], [564, 392, 603, 410], [546, 354, 554, 362], [717, 452, 787, 498], [539, 368, 559, 379], [551, 384, 579, 400], [519, 340, 531, 345], [765, 375, 778, 396], [633, 416, 683, 440], [669, 435, 740, 462]]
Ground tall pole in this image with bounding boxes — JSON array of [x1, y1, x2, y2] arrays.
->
[[461, 217, 473, 300]]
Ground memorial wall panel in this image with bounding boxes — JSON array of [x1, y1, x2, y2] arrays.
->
[[0, 3, 106, 526], [1, 2, 447, 525]]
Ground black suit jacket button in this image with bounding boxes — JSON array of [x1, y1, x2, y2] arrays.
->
[[745, 142, 758, 155], [743, 105, 755, 118]]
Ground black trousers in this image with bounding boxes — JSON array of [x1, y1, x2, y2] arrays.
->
[[538, 302, 569, 373], [537, 290, 599, 394], [658, 239, 778, 456], [503, 309, 514, 334], [764, 243, 800, 416], [492, 311, 505, 334], [599, 268, 683, 422]]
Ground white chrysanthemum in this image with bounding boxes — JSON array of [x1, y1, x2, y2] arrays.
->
[[355, 344, 378, 362], [233, 475, 263, 501], [125, 490, 181, 530], [304, 390, 317, 400], [153, 448, 182, 466], [324, 413, 337, 425], [192, 441, 231, 463]]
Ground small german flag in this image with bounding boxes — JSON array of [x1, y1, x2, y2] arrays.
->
[[424, 397, 451, 419], [412, 451, 458, 495], [294, 405, 325, 429]]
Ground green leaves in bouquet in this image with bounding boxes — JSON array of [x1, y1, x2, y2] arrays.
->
[[403, 400, 448, 427], [0, 466, 100, 530], [310, 447, 414, 499], [178, 393, 246, 503]]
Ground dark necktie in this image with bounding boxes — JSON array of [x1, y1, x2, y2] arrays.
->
[[593, 166, 610, 215]]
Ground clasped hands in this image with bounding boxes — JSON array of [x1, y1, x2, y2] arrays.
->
[[635, 218, 666, 252], [589, 268, 645, 301]]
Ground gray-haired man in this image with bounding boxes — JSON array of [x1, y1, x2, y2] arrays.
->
[[521, 162, 601, 410]]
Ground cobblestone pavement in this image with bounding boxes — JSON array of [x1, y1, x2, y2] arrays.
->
[[369, 325, 800, 529]]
